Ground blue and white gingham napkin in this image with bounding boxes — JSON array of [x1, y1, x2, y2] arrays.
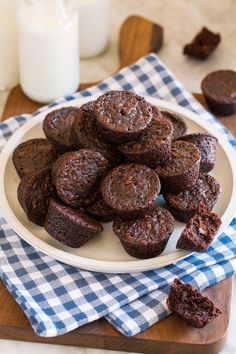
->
[[0, 53, 236, 337]]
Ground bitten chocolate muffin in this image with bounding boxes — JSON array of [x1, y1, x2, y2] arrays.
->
[[17, 170, 55, 226], [183, 27, 221, 60], [164, 173, 221, 223], [102, 163, 160, 220], [155, 141, 201, 193], [52, 149, 108, 208], [86, 198, 116, 222], [179, 133, 218, 173], [161, 111, 187, 140], [118, 118, 173, 167], [176, 203, 222, 252], [72, 101, 123, 166], [43, 106, 81, 152], [94, 90, 153, 143], [167, 279, 222, 328], [12, 138, 58, 178], [201, 70, 236, 116], [113, 207, 174, 259], [45, 199, 103, 248]]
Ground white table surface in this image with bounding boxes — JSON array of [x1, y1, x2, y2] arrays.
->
[[0, 0, 236, 353]]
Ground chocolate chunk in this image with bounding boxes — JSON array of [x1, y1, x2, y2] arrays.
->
[[164, 173, 221, 223], [45, 199, 103, 248], [113, 207, 174, 259], [17, 170, 55, 226], [102, 163, 160, 220], [183, 27, 220, 60], [201, 70, 236, 116], [12, 138, 58, 179], [167, 278, 222, 327], [94, 90, 153, 143], [176, 202, 222, 252]]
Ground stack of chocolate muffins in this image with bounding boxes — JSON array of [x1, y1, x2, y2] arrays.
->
[[13, 90, 221, 259]]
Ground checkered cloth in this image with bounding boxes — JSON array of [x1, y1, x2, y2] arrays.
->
[[0, 53, 236, 337]]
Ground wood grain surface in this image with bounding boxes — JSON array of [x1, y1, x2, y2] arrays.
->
[[0, 15, 234, 354]]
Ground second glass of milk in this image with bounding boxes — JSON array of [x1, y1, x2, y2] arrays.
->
[[17, 0, 80, 103]]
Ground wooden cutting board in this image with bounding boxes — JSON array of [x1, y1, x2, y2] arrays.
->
[[0, 15, 234, 354]]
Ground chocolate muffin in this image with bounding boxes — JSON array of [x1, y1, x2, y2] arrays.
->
[[155, 141, 201, 193], [102, 163, 160, 220], [72, 101, 123, 166], [167, 279, 222, 328], [45, 199, 103, 248], [118, 118, 173, 167], [12, 138, 58, 178], [86, 198, 116, 222], [94, 90, 153, 143], [201, 70, 236, 116], [43, 106, 81, 152], [113, 207, 174, 259], [179, 133, 218, 173], [164, 173, 221, 223], [176, 203, 222, 252], [161, 111, 187, 140], [52, 149, 108, 208], [81, 182, 102, 208], [183, 27, 221, 60], [17, 170, 55, 226]]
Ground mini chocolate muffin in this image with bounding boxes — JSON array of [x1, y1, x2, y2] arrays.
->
[[12, 138, 58, 178], [179, 133, 218, 173], [118, 118, 173, 168], [161, 111, 187, 140], [201, 70, 236, 116], [52, 149, 108, 208], [72, 101, 123, 166], [155, 141, 201, 193], [45, 199, 103, 248], [102, 163, 160, 220], [113, 207, 174, 259], [164, 173, 221, 223], [176, 203, 222, 252], [94, 90, 153, 143], [152, 105, 163, 120], [17, 170, 55, 226], [43, 106, 81, 152], [86, 198, 116, 222], [167, 279, 222, 328], [81, 182, 102, 208]]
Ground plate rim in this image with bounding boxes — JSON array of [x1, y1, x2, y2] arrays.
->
[[0, 95, 235, 273]]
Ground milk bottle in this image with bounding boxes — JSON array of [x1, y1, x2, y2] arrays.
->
[[0, 0, 19, 91], [17, 0, 80, 103]]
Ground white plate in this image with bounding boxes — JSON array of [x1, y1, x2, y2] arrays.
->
[[0, 95, 236, 273]]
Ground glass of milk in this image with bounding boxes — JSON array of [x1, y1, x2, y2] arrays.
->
[[17, 0, 80, 103], [71, 0, 110, 58], [0, 0, 19, 91]]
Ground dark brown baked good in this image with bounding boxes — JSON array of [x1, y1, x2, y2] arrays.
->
[[113, 207, 174, 259], [183, 27, 221, 60], [43, 107, 80, 152], [72, 101, 123, 166], [12, 138, 58, 178], [176, 203, 222, 252], [94, 90, 153, 143], [179, 133, 218, 173], [201, 70, 236, 116], [102, 163, 160, 220], [161, 111, 187, 140], [164, 173, 221, 223], [52, 149, 108, 208], [45, 199, 103, 248], [17, 170, 55, 226], [167, 279, 222, 327], [86, 198, 116, 222], [118, 118, 173, 167], [155, 141, 201, 193]]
